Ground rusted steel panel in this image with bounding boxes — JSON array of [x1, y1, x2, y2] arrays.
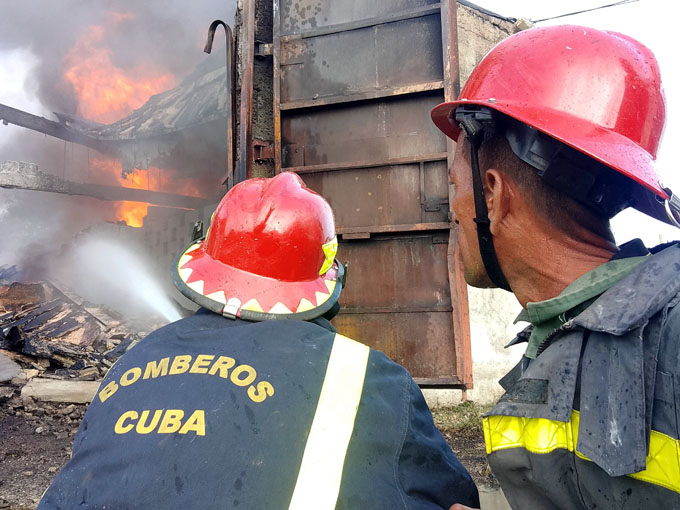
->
[[280, 0, 439, 34], [302, 161, 449, 229], [274, 0, 468, 387], [282, 94, 447, 167], [280, 15, 443, 104], [333, 311, 457, 380], [332, 235, 462, 381], [336, 235, 451, 310]]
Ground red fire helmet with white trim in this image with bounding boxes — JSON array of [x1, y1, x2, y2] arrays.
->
[[173, 172, 342, 320], [431, 25, 672, 223]]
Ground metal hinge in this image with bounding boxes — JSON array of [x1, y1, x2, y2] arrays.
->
[[255, 41, 273, 58], [422, 198, 449, 213], [252, 139, 274, 162]]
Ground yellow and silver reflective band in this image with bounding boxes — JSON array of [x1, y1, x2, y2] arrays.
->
[[288, 334, 370, 510], [484, 410, 680, 494], [319, 236, 338, 275]]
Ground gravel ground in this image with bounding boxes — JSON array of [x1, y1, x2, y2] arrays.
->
[[0, 397, 85, 509]]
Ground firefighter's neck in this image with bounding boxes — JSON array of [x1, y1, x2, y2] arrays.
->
[[485, 171, 617, 307], [502, 222, 616, 308]]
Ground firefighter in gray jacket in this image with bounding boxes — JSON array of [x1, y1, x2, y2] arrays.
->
[[39, 172, 479, 510], [430, 25, 680, 509]]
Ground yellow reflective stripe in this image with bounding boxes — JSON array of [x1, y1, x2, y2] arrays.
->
[[484, 410, 680, 494], [629, 427, 680, 493], [319, 236, 338, 275], [483, 413, 578, 455], [288, 334, 370, 510]]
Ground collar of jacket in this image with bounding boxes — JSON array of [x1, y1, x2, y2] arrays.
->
[[570, 242, 680, 476], [571, 242, 680, 335]]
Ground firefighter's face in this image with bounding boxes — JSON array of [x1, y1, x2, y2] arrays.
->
[[450, 134, 494, 288]]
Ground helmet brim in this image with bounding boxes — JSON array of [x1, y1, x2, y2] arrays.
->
[[432, 99, 670, 223], [173, 240, 342, 321]]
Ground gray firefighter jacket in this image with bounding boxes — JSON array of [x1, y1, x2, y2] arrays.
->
[[38, 312, 479, 510], [486, 241, 680, 509]]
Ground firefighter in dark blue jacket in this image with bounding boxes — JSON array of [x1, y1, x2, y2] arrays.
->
[[39, 172, 479, 510], [431, 25, 680, 510]]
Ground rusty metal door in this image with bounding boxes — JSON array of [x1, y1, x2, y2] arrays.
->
[[273, 0, 471, 387]]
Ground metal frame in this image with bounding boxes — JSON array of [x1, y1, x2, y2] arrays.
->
[[440, 0, 473, 388], [203, 20, 236, 188], [238, 0, 256, 184]]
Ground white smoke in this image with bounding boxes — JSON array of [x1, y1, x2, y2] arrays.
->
[[62, 238, 182, 324]]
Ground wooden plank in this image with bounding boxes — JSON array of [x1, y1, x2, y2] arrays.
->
[[0, 103, 112, 155], [21, 378, 101, 404], [0, 161, 208, 209]]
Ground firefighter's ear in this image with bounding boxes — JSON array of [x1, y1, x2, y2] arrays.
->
[[484, 169, 511, 236]]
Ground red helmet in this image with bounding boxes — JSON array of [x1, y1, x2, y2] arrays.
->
[[431, 25, 673, 223], [173, 172, 342, 320]]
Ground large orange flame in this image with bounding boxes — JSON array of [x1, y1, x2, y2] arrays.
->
[[64, 14, 175, 124], [89, 156, 206, 228], [63, 12, 194, 227]]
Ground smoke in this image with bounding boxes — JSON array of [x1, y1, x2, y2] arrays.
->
[[0, 0, 235, 167], [59, 238, 183, 324], [0, 0, 235, 116], [0, 189, 111, 269], [0, 1, 235, 321]]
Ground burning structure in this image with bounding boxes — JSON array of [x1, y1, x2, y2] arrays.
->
[[1, 0, 522, 389]]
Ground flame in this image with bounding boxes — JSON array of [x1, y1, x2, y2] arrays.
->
[[89, 156, 207, 228], [114, 202, 148, 228], [62, 12, 212, 229], [64, 13, 175, 124]]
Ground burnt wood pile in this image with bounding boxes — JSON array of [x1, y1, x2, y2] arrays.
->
[[0, 265, 144, 404]]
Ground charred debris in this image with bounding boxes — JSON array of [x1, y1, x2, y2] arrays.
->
[[0, 264, 166, 405]]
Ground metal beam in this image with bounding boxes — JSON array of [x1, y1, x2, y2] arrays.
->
[[0, 104, 114, 155], [237, 0, 255, 183], [0, 161, 209, 209]]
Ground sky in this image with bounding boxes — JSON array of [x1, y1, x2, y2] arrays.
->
[[471, 0, 678, 245], [0, 0, 676, 248]]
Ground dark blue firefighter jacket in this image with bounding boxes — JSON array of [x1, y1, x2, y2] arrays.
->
[[39, 311, 479, 509]]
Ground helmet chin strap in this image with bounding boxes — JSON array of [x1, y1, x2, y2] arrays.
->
[[459, 117, 512, 292]]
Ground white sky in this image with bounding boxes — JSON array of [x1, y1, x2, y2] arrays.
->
[[472, 0, 678, 245], [0, 48, 47, 151], [0, 0, 676, 245]]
